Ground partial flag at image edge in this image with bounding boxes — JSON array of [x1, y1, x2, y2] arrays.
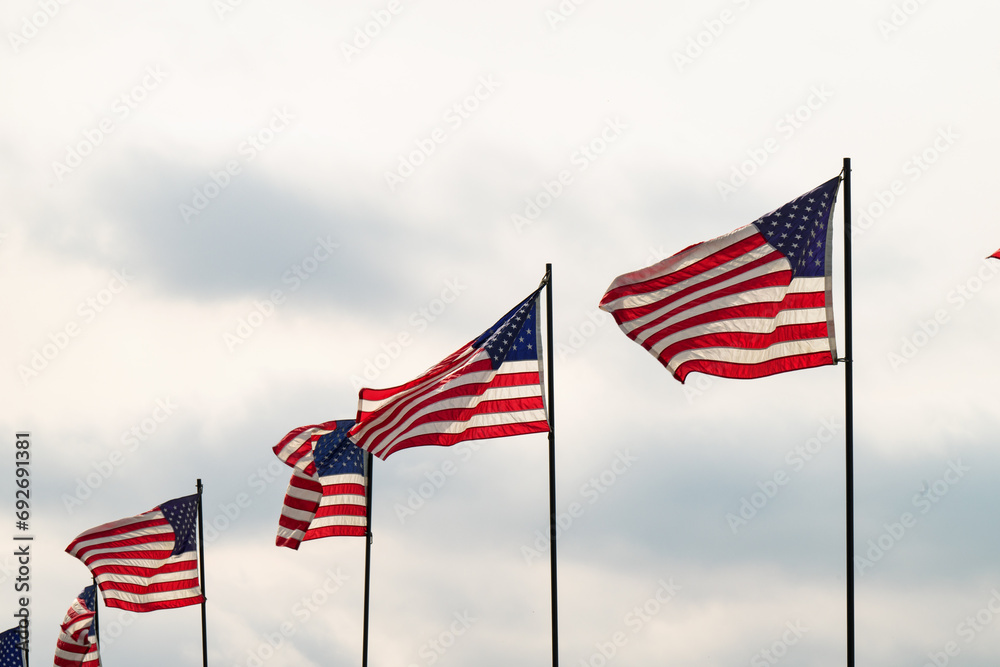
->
[[54, 585, 100, 667], [599, 176, 842, 383], [0, 627, 25, 667]]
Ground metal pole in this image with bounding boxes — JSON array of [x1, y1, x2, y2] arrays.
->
[[842, 157, 855, 667], [197, 479, 209, 667], [362, 453, 374, 667], [92, 577, 100, 662], [544, 263, 559, 667]]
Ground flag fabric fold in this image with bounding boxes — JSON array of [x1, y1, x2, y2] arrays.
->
[[1, 627, 25, 667], [65, 495, 203, 613], [600, 176, 842, 383], [274, 419, 367, 549], [349, 286, 550, 460], [53, 585, 100, 667], [272, 421, 345, 475]]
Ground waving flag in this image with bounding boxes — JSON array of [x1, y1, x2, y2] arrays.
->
[[54, 585, 100, 667], [275, 419, 367, 549], [65, 495, 203, 612], [350, 286, 549, 460], [600, 176, 841, 382], [0, 627, 25, 667]]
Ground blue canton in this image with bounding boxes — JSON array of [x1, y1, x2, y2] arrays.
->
[[0, 627, 24, 667], [753, 177, 840, 278], [315, 421, 365, 477], [161, 494, 199, 556], [473, 289, 541, 370]]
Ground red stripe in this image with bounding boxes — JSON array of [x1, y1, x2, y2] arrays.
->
[[103, 592, 204, 613], [674, 351, 835, 382], [656, 322, 831, 362], [381, 420, 550, 456], [303, 525, 367, 541]]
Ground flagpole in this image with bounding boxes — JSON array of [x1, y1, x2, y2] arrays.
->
[[92, 576, 100, 660], [361, 452, 374, 667], [196, 479, 209, 667], [543, 263, 559, 667], [842, 157, 855, 667]]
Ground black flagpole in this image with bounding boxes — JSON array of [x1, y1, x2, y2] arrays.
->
[[91, 576, 100, 662], [842, 158, 855, 667], [21, 619, 29, 667], [196, 479, 209, 667], [361, 453, 374, 667], [543, 263, 559, 667]]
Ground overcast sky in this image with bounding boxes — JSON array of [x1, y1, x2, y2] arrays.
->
[[3, 0, 1000, 665]]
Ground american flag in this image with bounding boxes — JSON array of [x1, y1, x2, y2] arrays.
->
[[275, 419, 367, 550], [349, 287, 550, 460], [65, 495, 204, 613], [53, 585, 100, 667], [0, 627, 24, 667], [600, 176, 842, 382]]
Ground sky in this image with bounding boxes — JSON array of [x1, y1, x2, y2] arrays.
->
[[2, 0, 1000, 665]]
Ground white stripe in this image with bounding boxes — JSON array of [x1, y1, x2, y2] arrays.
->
[[309, 516, 367, 530], [318, 494, 366, 507]]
